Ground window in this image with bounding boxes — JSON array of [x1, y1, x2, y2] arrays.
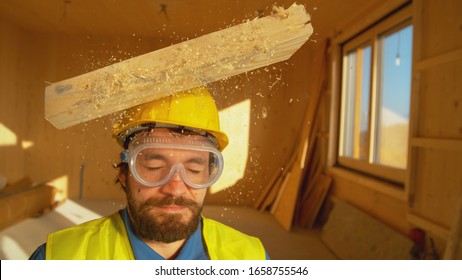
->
[[338, 12, 413, 184]]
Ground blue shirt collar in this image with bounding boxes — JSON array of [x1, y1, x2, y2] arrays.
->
[[119, 208, 209, 260]]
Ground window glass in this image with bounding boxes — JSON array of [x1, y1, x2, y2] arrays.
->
[[341, 45, 371, 161], [375, 25, 413, 169]]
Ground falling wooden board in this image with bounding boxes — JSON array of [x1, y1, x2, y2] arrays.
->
[[45, 3, 313, 129]]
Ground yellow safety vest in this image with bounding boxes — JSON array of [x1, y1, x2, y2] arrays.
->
[[45, 212, 266, 260]]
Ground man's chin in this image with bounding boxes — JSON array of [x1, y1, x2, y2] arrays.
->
[[137, 208, 199, 243]]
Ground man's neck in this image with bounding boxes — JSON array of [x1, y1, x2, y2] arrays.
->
[[143, 238, 187, 259]]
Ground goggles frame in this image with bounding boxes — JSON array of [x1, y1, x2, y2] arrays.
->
[[121, 133, 224, 189]]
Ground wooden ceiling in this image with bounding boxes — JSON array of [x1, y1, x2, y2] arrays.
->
[[0, 0, 382, 40]]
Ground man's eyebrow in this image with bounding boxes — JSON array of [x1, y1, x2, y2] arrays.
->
[[186, 157, 207, 165], [142, 153, 166, 161], [141, 152, 206, 165]]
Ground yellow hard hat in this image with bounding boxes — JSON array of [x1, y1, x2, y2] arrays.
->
[[113, 87, 229, 151]]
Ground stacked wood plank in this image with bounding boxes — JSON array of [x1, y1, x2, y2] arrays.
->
[[254, 39, 331, 230], [0, 178, 57, 230]]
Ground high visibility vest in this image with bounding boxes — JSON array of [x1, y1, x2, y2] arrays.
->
[[45, 212, 266, 260]]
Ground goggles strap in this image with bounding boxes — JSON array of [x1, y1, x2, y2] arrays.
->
[[120, 150, 130, 163], [121, 123, 219, 149]]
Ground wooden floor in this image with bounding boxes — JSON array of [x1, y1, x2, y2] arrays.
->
[[0, 199, 337, 260]]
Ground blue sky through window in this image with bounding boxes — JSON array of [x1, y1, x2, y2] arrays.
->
[[381, 25, 413, 120]]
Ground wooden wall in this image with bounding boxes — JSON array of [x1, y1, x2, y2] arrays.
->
[[0, 20, 29, 183], [326, 0, 462, 258], [407, 0, 462, 258]]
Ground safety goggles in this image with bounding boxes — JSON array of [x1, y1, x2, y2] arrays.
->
[[121, 131, 224, 189]]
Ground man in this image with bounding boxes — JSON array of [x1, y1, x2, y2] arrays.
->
[[30, 87, 268, 260]]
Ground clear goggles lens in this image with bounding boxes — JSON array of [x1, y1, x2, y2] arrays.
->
[[122, 134, 223, 189]]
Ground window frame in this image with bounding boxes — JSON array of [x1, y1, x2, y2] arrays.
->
[[336, 6, 413, 184]]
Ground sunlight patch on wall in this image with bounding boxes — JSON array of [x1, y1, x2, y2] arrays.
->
[[21, 140, 34, 149], [0, 123, 17, 146], [210, 99, 250, 194], [54, 199, 104, 225], [48, 175, 68, 202]]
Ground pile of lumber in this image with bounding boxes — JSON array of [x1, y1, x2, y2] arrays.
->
[[0, 177, 57, 230], [254, 39, 331, 231]]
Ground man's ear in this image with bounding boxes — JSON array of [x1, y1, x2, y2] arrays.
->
[[118, 169, 127, 188]]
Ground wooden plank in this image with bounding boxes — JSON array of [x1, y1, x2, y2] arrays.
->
[[253, 168, 282, 210], [414, 48, 462, 71], [405, 0, 423, 207], [259, 148, 298, 211], [443, 196, 462, 259], [407, 212, 450, 240], [259, 173, 285, 212], [327, 167, 406, 201], [254, 137, 299, 210], [0, 177, 33, 196], [302, 112, 322, 178], [301, 138, 322, 201], [272, 39, 329, 231], [411, 137, 462, 152], [333, 0, 411, 43], [298, 173, 332, 229], [45, 4, 313, 129], [256, 135, 299, 211], [270, 172, 292, 214], [0, 182, 56, 230], [327, 43, 341, 168]]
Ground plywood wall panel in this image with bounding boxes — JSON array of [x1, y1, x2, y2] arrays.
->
[[420, 0, 462, 59], [411, 148, 462, 228], [0, 20, 29, 183], [418, 61, 462, 138]]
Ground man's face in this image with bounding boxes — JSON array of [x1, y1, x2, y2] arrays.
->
[[118, 129, 209, 243]]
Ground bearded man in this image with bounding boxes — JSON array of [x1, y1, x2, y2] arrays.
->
[[29, 87, 268, 260]]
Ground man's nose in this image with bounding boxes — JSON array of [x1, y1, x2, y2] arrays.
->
[[160, 170, 188, 196]]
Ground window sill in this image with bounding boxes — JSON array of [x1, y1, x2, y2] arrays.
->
[[327, 166, 407, 202]]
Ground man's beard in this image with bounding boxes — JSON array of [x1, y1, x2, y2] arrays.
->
[[126, 186, 202, 243]]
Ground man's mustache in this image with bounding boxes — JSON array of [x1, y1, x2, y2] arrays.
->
[[140, 195, 199, 211]]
